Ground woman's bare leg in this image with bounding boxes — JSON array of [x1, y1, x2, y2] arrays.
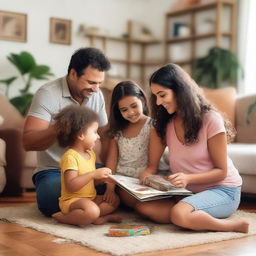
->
[[135, 198, 176, 224], [118, 188, 139, 209], [171, 202, 249, 233]]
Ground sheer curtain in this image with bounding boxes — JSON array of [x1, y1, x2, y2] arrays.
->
[[237, 0, 256, 94]]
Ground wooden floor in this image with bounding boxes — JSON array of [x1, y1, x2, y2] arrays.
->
[[0, 193, 256, 256]]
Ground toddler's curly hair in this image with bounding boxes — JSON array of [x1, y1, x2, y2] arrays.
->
[[54, 105, 99, 148]]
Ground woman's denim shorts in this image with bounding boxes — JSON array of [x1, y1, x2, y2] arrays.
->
[[180, 186, 241, 218]]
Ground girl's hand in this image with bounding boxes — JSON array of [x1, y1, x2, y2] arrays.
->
[[139, 170, 154, 184], [167, 172, 189, 188], [103, 190, 119, 204], [103, 182, 118, 204], [94, 167, 112, 179]]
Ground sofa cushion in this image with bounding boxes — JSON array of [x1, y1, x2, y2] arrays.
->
[[201, 87, 236, 126], [0, 138, 6, 166], [24, 151, 37, 167], [239, 174, 256, 194], [0, 139, 6, 194], [228, 143, 256, 175], [235, 94, 256, 143], [0, 93, 24, 130], [0, 167, 6, 193]]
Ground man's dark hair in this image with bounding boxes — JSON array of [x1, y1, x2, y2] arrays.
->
[[67, 47, 111, 77]]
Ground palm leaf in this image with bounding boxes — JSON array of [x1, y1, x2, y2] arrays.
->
[[7, 52, 36, 75], [0, 76, 17, 85], [30, 65, 54, 80], [10, 93, 34, 115]]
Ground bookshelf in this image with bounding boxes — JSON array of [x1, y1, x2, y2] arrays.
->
[[85, 33, 163, 87], [164, 0, 237, 74]]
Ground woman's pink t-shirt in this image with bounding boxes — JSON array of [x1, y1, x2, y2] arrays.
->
[[166, 111, 242, 193]]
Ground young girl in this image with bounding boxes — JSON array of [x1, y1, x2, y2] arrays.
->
[[52, 105, 121, 225], [135, 63, 249, 233], [104, 81, 163, 208]]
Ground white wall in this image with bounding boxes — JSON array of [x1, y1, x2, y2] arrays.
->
[[0, 0, 173, 98], [237, 0, 256, 94]]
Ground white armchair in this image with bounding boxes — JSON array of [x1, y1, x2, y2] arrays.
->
[[0, 138, 6, 193]]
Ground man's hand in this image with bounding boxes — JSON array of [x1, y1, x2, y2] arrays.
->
[[23, 116, 58, 151]]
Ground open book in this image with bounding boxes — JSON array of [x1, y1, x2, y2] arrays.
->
[[109, 174, 192, 202]]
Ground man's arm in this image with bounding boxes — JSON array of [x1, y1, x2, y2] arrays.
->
[[23, 116, 58, 151]]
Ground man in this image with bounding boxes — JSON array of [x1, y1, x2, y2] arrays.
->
[[23, 47, 111, 216]]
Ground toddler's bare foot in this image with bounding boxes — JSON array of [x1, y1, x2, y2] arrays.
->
[[93, 213, 123, 225], [52, 212, 65, 222], [233, 219, 249, 233]]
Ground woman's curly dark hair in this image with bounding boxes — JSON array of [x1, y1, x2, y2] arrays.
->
[[54, 105, 99, 148], [149, 63, 235, 145], [107, 80, 149, 138]]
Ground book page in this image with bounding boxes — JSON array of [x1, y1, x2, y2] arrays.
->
[[109, 175, 191, 196], [110, 175, 164, 195]]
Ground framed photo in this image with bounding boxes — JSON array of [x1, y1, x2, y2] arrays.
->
[[50, 17, 71, 45], [0, 10, 27, 42]]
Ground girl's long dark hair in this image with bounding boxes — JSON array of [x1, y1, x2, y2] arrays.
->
[[149, 64, 235, 144], [108, 81, 149, 138]]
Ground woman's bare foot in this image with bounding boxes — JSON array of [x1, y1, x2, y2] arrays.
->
[[93, 213, 123, 225], [232, 219, 249, 233]]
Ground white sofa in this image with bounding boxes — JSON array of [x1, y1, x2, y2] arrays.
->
[[0, 138, 6, 193], [227, 93, 256, 194], [0, 93, 36, 196]]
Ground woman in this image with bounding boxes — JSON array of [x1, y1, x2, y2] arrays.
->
[[136, 63, 249, 233]]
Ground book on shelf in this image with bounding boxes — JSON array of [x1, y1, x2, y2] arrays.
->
[[109, 174, 192, 202]]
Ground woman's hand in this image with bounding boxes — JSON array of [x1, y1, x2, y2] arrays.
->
[[167, 172, 189, 188]]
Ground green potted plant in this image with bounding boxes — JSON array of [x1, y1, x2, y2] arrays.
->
[[192, 46, 243, 89], [192, 46, 256, 124], [0, 51, 54, 115]]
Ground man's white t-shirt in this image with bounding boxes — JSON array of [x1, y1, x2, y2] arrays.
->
[[27, 76, 108, 174]]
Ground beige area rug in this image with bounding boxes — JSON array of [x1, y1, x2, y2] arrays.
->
[[0, 204, 256, 256]]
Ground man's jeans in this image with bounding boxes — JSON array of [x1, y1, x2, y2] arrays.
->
[[32, 164, 106, 217]]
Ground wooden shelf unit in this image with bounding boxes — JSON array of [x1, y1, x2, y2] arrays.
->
[[86, 33, 163, 86], [164, 0, 237, 73]]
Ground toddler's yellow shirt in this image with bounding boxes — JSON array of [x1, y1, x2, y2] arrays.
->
[[59, 148, 97, 202]]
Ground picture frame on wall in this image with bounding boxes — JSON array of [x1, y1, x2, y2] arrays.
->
[[50, 17, 71, 45], [0, 10, 27, 42]]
